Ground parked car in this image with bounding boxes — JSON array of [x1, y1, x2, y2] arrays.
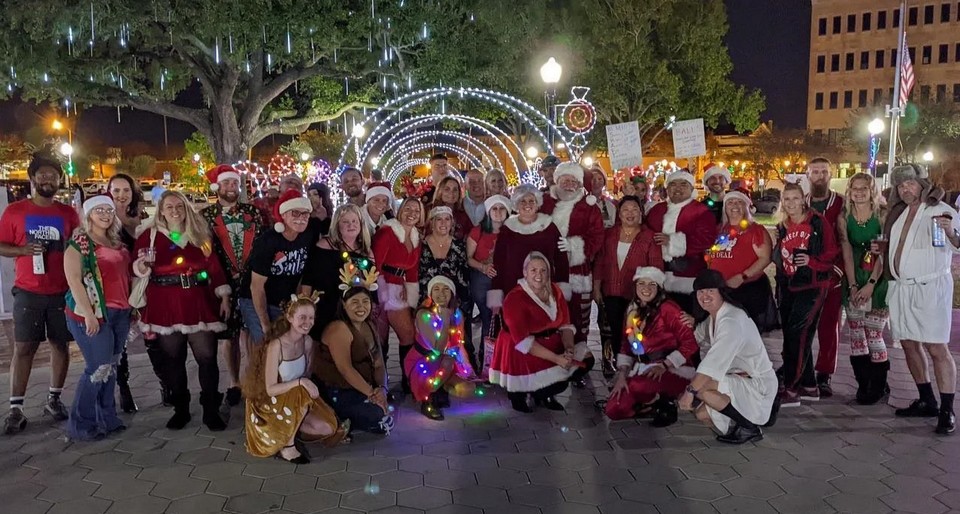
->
[[754, 189, 781, 215]]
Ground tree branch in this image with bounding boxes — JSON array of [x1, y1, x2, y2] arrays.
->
[[249, 101, 377, 145]]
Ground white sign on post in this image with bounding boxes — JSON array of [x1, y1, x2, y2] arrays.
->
[[605, 121, 643, 171], [672, 118, 706, 159]]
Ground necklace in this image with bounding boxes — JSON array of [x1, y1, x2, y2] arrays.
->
[[852, 207, 872, 227]]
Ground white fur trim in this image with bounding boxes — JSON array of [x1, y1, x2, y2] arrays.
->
[[666, 232, 687, 259], [665, 350, 687, 369], [558, 282, 572, 301], [428, 206, 453, 220], [672, 366, 697, 380], [723, 190, 752, 207], [377, 280, 408, 311], [278, 196, 311, 216], [573, 341, 588, 361], [702, 166, 730, 185], [560, 324, 576, 333], [554, 162, 584, 184], [405, 282, 419, 309], [663, 272, 695, 294], [617, 354, 634, 368], [660, 200, 691, 262], [426, 276, 455, 298], [216, 171, 241, 184], [133, 266, 152, 279], [214, 284, 232, 299], [504, 213, 552, 235], [666, 170, 695, 188], [569, 274, 593, 294], [209, 183, 220, 192], [511, 185, 543, 209], [365, 186, 393, 203], [82, 195, 115, 216], [586, 195, 597, 206], [484, 195, 511, 213], [487, 289, 504, 309], [273, 222, 286, 233], [519, 279, 557, 321], [633, 267, 666, 286], [515, 335, 535, 354], [489, 365, 575, 393], [138, 320, 227, 335], [383, 218, 420, 247], [565, 235, 586, 266], [549, 192, 583, 236]]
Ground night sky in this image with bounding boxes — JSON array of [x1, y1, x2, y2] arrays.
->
[[0, 1, 811, 157]]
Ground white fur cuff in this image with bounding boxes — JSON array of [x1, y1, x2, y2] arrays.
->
[[515, 335, 535, 354], [133, 265, 151, 279], [566, 236, 587, 266], [616, 354, 634, 368], [214, 285, 232, 299], [667, 232, 687, 259], [558, 282, 572, 301], [665, 350, 686, 369], [487, 289, 504, 309], [664, 273, 695, 294], [569, 274, 593, 294], [405, 282, 419, 309]]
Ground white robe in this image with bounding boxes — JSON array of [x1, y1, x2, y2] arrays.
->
[[695, 303, 778, 433], [887, 201, 960, 343]]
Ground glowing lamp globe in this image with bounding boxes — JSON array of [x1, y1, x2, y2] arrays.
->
[[540, 57, 562, 85], [868, 118, 885, 136], [352, 124, 367, 139], [923, 151, 934, 162], [59, 142, 73, 157], [525, 146, 539, 158]]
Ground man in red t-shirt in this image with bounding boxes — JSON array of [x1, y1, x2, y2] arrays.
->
[[0, 153, 80, 434]]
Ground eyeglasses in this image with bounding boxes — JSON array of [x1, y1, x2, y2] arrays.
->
[[287, 210, 311, 219], [91, 207, 115, 216]]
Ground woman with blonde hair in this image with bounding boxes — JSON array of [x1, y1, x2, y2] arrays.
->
[[63, 195, 140, 439], [839, 172, 890, 404], [244, 293, 349, 464], [484, 168, 508, 197], [134, 190, 232, 431]]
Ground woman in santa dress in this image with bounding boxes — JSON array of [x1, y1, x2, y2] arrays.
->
[[133, 191, 231, 431], [371, 197, 423, 395], [603, 267, 699, 427], [489, 252, 581, 413], [488, 184, 570, 311]]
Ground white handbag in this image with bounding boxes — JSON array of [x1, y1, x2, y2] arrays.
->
[[128, 228, 156, 309]]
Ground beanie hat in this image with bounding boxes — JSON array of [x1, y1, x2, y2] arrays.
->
[[205, 164, 241, 192], [702, 163, 731, 185], [554, 162, 584, 183], [273, 189, 312, 232], [83, 194, 115, 216], [633, 267, 666, 286]]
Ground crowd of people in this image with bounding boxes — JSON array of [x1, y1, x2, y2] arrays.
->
[[1, 150, 958, 463]]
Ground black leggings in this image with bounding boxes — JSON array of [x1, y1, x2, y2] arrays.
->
[[602, 296, 630, 358], [779, 288, 827, 390], [156, 331, 220, 396]]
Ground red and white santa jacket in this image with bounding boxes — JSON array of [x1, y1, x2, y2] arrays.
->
[[645, 198, 717, 293], [617, 299, 699, 378], [488, 214, 570, 308], [541, 189, 604, 294], [371, 218, 421, 305]]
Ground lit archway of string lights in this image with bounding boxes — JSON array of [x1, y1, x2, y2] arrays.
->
[[337, 87, 571, 184], [376, 127, 503, 172], [383, 143, 484, 180], [371, 113, 523, 180]]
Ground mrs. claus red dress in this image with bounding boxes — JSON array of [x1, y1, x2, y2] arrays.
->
[[134, 228, 231, 335], [488, 280, 581, 392]]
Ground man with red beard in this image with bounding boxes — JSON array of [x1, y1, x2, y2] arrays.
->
[[200, 165, 267, 407], [806, 157, 845, 398], [644, 170, 717, 314], [542, 162, 602, 387]]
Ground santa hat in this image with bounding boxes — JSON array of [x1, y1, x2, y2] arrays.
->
[[511, 183, 543, 209], [205, 164, 241, 192], [365, 181, 394, 203], [273, 189, 312, 232], [666, 170, 695, 188], [633, 267, 666, 287], [428, 206, 453, 220], [83, 194, 115, 216], [483, 194, 511, 213], [554, 162, 584, 184], [723, 189, 752, 207], [702, 163, 731, 185], [426, 275, 456, 298]]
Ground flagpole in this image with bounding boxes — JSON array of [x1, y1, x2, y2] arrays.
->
[[885, 0, 907, 184]]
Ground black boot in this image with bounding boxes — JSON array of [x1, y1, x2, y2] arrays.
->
[[398, 345, 413, 396], [509, 392, 532, 413], [849, 355, 872, 404], [166, 392, 192, 430], [146, 340, 172, 406], [117, 349, 138, 413], [433, 388, 451, 408], [421, 399, 444, 420], [651, 398, 679, 428], [200, 392, 227, 431], [533, 396, 564, 411], [860, 360, 890, 406]]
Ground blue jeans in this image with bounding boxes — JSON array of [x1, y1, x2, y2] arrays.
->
[[318, 383, 391, 433], [469, 270, 493, 362], [237, 298, 283, 344], [66, 308, 131, 440]]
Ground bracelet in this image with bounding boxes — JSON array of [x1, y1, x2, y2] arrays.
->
[[685, 384, 699, 397]]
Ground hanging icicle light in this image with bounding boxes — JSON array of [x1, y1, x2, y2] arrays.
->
[[286, 27, 292, 54], [214, 37, 221, 64]]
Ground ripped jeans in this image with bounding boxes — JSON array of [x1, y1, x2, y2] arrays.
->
[[66, 308, 131, 440]]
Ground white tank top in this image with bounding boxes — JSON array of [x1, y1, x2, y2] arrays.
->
[[278, 353, 306, 382]]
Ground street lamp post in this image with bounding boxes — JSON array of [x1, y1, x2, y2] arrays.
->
[[867, 118, 885, 175], [540, 57, 562, 153], [193, 153, 202, 176], [59, 142, 74, 183]]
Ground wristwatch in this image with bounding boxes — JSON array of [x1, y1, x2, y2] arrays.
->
[[868, 278, 877, 285], [685, 385, 699, 397]]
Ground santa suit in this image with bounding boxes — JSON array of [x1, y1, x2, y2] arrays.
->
[[371, 219, 421, 311], [489, 281, 583, 392], [542, 189, 604, 345], [644, 198, 716, 294], [605, 300, 699, 420], [887, 201, 960, 343], [488, 214, 570, 308]]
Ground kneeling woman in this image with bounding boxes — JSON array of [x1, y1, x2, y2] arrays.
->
[[680, 270, 778, 444], [605, 267, 699, 427], [316, 265, 395, 435], [407, 276, 476, 420], [244, 293, 349, 464], [489, 252, 583, 413]]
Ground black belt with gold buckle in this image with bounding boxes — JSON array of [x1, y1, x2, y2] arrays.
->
[[151, 274, 209, 288]]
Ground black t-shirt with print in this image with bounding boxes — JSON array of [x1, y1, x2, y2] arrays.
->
[[237, 229, 311, 306]]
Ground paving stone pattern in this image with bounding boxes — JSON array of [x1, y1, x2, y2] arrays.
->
[[1, 312, 960, 514]]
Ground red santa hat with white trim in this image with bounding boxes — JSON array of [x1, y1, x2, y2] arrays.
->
[[701, 163, 731, 186], [205, 164, 242, 192], [553, 162, 584, 183], [365, 181, 395, 204], [273, 189, 312, 232]]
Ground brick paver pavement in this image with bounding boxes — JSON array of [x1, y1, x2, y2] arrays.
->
[[1, 310, 959, 514]]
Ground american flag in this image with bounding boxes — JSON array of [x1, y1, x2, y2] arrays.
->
[[899, 33, 915, 109]]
